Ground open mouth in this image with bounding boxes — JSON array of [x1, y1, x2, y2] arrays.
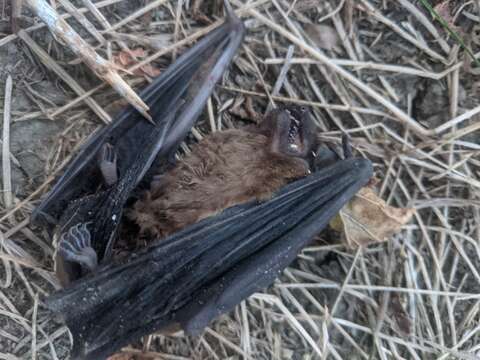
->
[[268, 105, 311, 158]]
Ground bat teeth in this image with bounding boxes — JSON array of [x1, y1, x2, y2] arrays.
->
[[290, 117, 300, 127]]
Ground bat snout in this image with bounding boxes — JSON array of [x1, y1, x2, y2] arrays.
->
[[269, 106, 315, 159]]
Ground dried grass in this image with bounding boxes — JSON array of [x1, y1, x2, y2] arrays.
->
[[0, 0, 479, 359]]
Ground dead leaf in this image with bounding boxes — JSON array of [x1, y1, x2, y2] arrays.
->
[[107, 353, 133, 360], [304, 24, 341, 53], [331, 182, 415, 248], [108, 352, 151, 360], [120, 48, 147, 65], [113, 48, 161, 78], [433, 0, 461, 32], [433, 1, 454, 26], [389, 293, 412, 336], [138, 63, 162, 77]]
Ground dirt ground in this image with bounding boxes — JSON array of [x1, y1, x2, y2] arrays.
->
[[1, 0, 480, 359]]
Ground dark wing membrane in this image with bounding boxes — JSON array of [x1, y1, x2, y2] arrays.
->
[[46, 158, 373, 360], [31, 7, 245, 226]]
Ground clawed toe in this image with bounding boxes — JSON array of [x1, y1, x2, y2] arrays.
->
[[99, 143, 118, 186], [58, 223, 98, 272]]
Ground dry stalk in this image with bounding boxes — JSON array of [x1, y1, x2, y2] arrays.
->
[[24, 0, 152, 122], [2, 76, 13, 209]]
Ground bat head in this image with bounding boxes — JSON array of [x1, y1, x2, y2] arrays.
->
[[261, 105, 315, 159]]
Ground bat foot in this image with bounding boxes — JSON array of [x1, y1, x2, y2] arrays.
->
[[58, 223, 98, 273], [99, 143, 118, 186]]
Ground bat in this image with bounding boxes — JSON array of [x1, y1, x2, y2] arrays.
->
[[46, 156, 371, 359], [127, 105, 318, 242], [32, 3, 373, 359], [32, 1, 245, 285]]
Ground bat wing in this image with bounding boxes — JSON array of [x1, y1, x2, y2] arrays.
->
[[31, 3, 244, 224], [32, 4, 245, 259], [46, 157, 372, 359]]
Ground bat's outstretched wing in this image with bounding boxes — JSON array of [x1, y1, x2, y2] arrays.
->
[[31, 3, 245, 260], [46, 157, 372, 359]]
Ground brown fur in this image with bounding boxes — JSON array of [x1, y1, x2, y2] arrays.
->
[[129, 128, 309, 239]]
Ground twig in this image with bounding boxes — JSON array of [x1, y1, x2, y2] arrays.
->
[[2, 75, 13, 209], [31, 294, 38, 360], [230, 0, 430, 136], [57, 0, 106, 44], [418, 0, 480, 67], [397, 0, 450, 54], [0, 232, 13, 289], [222, 86, 390, 117], [104, 0, 169, 33], [17, 30, 111, 124], [264, 58, 462, 80], [24, 0, 152, 121], [80, 0, 111, 30], [10, 0, 23, 33], [0, 0, 125, 48], [267, 44, 295, 112], [357, 0, 447, 63]]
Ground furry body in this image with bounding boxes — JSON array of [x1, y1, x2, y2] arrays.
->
[[130, 127, 310, 238]]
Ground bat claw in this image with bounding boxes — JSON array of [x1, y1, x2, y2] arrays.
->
[[58, 223, 98, 272], [342, 134, 353, 159], [99, 143, 118, 186]]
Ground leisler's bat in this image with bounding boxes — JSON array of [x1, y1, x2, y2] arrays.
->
[[32, 1, 245, 284], [32, 3, 373, 359]]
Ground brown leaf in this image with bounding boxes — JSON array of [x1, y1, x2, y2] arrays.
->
[[304, 24, 341, 52], [433, 0, 460, 32], [108, 352, 151, 360], [433, 1, 454, 25], [117, 51, 130, 67], [107, 353, 133, 360], [113, 48, 161, 78], [130, 48, 148, 58], [138, 63, 161, 77], [331, 182, 415, 248], [389, 293, 412, 336]]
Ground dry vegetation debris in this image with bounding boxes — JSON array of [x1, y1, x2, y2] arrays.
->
[[0, 0, 480, 359]]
